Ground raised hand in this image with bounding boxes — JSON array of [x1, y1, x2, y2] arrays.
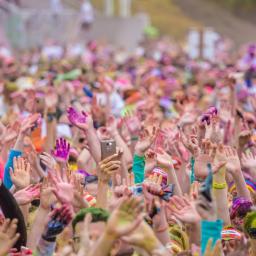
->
[[0, 219, 20, 256], [241, 151, 256, 170], [156, 148, 174, 169], [143, 173, 163, 196], [71, 173, 89, 209], [52, 138, 70, 163], [114, 174, 134, 198], [98, 153, 121, 183], [1, 122, 19, 145], [238, 120, 252, 149], [45, 89, 58, 110], [10, 157, 31, 190], [204, 115, 222, 144], [167, 195, 201, 224], [179, 130, 200, 157], [40, 178, 57, 210], [42, 204, 73, 242], [106, 196, 144, 239], [135, 127, 156, 156], [194, 139, 215, 178], [20, 113, 41, 135], [49, 168, 74, 205], [67, 107, 92, 131], [13, 184, 40, 206], [39, 152, 57, 170], [225, 146, 241, 175], [106, 115, 118, 136]]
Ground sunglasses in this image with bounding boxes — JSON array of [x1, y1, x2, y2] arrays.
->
[[82, 175, 98, 185]]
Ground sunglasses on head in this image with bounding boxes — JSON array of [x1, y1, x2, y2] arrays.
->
[[83, 175, 98, 185]]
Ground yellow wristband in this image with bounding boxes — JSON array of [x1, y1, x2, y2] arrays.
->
[[213, 182, 227, 189]]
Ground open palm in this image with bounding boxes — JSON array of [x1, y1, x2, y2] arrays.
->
[[0, 219, 20, 256], [106, 197, 144, 239], [10, 157, 31, 190], [167, 196, 201, 224]]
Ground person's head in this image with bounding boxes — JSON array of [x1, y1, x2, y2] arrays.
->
[[221, 226, 242, 254], [84, 175, 98, 197], [244, 210, 256, 239], [230, 197, 252, 230], [72, 207, 109, 252]]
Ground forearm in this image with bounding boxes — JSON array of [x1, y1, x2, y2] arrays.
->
[[27, 207, 49, 250], [166, 168, 182, 196], [77, 148, 91, 170], [250, 239, 256, 256], [153, 211, 170, 246], [248, 168, 256, 181], [213, 187, 231, 226], [44, 118, 57, 153], [232, 171, 252, 201], [188, 223, 201, 246], [113, 133, 133, 164], [176, 163, 190, 194], [213, 170, 231, 226], [13, 133, 25, 151], [36, 238, 56, 256], [85, 128, 101, 163], [96, 180, 108, 209], [19, 204, 30, 225]]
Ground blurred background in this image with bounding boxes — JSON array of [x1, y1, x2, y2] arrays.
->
[[1, 0, 256, 56]]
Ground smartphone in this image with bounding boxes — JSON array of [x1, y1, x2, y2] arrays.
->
[[100, 140, 116, 160]]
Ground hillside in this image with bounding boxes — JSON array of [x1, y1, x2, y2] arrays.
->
[[19, 0, 256, 46]]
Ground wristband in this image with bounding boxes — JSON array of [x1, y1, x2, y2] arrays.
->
[[213, 182, 227, 189], [190, 157, 195, 184], [131, 136, 139, 141], [42, 234, 56, 242]]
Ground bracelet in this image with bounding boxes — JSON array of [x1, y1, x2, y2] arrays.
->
[[213, 182, 227, 189], [131, 136, 139, 141], [42, 234, 56, 242]]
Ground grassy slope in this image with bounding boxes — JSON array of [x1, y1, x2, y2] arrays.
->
[[91, 0, 200, 41]]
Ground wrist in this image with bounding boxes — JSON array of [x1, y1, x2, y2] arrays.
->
[[135, 149, 144, 157], [98, 177, 109, 185], [104, 229, 118, 241], [39, 203, 52, 212], [111, 130, 119, 138], [148, 241, 167, 254], [231, 169, 243, 180]]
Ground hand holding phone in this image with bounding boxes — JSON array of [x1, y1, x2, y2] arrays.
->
[[100, 139, 116, 160]]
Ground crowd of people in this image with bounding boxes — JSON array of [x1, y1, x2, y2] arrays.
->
[[0, 37, 255, 256]]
